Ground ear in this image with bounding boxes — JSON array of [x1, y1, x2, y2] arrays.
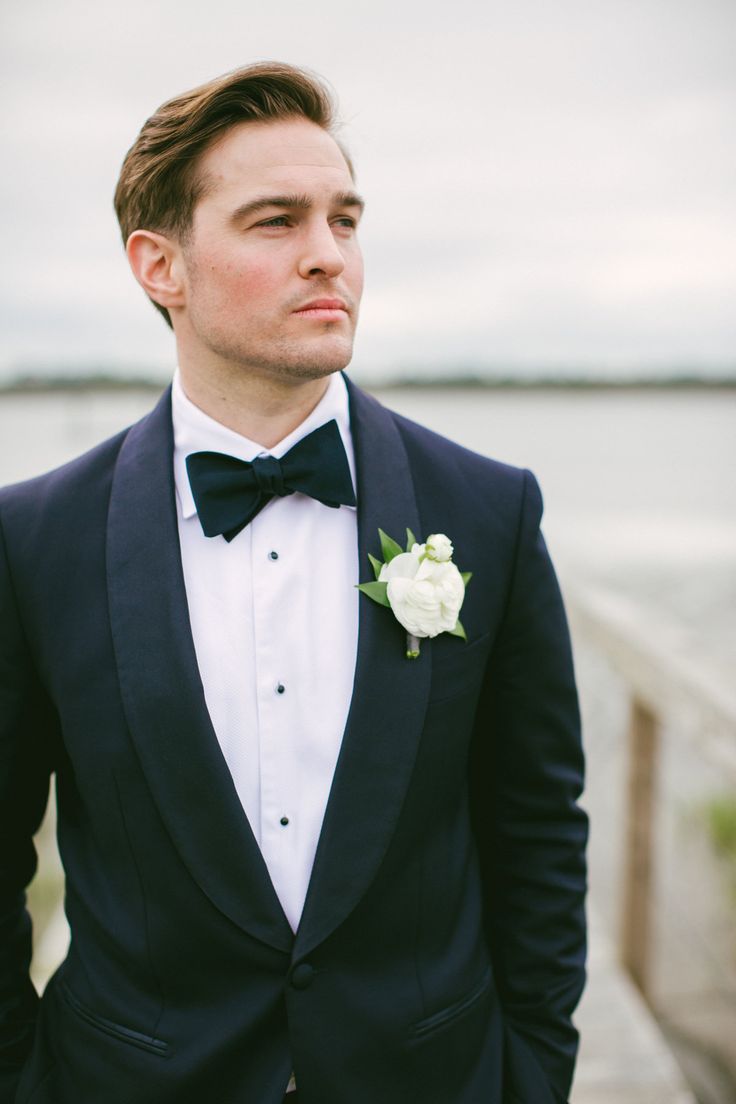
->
[[126, 229, 186, 313]]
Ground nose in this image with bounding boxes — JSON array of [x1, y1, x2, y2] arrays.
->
[[297, 220, 346, 280]]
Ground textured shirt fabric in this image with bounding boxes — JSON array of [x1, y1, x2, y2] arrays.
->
[[171, 369, 359, 935]]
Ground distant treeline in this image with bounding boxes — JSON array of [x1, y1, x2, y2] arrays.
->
[[1, 371, 736, 394], [0, 374, 170, 394], [375, 373, 736, 391]]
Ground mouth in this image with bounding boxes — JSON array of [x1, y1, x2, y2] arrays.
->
[[292, 297, 349, 321]]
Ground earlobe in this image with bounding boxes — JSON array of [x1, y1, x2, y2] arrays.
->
[[126, 230, 185, 311]]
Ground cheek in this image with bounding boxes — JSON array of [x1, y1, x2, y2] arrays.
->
[[199, 255, 280, 307], [345, 251, 365, 298], [228, 265, 277, 300]]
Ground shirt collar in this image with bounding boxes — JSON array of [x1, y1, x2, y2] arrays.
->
[[172, 369, 357, 520]]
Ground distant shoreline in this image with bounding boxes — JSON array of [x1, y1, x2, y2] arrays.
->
[[2, 373, 736, 395]]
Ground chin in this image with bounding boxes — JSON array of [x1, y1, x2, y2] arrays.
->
[[280, 339, 355, 380], [280, 360, 351, 383]]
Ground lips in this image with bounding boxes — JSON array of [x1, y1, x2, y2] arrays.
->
[[293, 297, 348, 314]]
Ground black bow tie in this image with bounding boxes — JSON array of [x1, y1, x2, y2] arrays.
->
[[186, 419, 356, 542]]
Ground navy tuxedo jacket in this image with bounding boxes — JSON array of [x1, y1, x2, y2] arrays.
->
[[0, 377, 587, 1104]]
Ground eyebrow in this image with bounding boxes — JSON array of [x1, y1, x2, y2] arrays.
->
[[229, 191, 365, 223]]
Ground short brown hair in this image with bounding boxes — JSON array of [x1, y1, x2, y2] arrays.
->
[[114, 62, 346, 326]]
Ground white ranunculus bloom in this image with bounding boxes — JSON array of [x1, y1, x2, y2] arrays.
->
[[379, 549, 465, 638], [425, 533, 453, 562]]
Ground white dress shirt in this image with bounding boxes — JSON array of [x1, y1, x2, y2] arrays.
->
[[171, 369, 359, 935]]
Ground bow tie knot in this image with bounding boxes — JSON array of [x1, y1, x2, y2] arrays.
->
[[251, 455, 289, 498], [186, 418, 356, 542]]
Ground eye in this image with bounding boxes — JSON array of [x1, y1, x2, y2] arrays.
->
[[258, 215, 290, 228], [333, 216, 357, 229]]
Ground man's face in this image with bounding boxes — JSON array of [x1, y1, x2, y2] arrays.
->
[[176, 117, 364, 384]]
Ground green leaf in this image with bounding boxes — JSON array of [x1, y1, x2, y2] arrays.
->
[[356, 580, 391, 607], [405, 527, 418, 552], [461, 571, 473, 587], [368, 553, 383, 581], [378, 528, 403, 563], [447, 618, 468, 641]]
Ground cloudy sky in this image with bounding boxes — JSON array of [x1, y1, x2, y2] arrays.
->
[[1, 0, 734, 381]]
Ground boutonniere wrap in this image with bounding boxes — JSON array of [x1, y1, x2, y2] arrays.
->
[[358, 530, 471, 658]]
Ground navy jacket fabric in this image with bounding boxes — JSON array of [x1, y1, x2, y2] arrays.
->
[[0, 377, 588, 1104]]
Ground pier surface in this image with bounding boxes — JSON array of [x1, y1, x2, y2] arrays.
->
[[573, 909, 695, 1103]]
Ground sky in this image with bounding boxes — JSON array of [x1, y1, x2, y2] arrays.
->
[[1, 0, 735, 382]]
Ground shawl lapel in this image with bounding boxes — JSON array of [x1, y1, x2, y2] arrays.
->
[[106, 388, 293, 953], [294, 378, 432, 957]]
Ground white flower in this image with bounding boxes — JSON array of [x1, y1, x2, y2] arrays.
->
[[379, 548, 465, 638], [358, 528, 470, 656], [425, 533, 453, 562]]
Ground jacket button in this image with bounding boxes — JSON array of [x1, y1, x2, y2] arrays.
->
[[290, 963, 315, 990]]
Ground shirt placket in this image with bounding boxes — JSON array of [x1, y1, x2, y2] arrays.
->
[[250, 506, 297, 916]]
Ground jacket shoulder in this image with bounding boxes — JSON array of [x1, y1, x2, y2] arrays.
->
[[0, 427, 128, 515], [0, 387, 171, 532], [0, 426, 136, 568], [384, 402, 542, 528], [391, 404, 525, 481]]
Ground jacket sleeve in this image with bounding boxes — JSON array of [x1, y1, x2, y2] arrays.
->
[[0, 509, 57, 1102], [469, 470, 588, 1104]]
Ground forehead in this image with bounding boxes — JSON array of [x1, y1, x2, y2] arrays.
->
[[196, 117, 352, 198]]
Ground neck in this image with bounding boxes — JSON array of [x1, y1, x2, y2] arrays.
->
[[177, 361, 334, 449]]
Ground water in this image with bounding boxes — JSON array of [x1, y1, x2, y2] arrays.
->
[[2, 383, 733, 684]]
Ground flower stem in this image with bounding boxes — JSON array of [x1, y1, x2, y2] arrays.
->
[[406, 634, 421, 659]]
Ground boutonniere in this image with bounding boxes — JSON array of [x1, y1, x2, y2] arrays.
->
[[357, 529, 471, 658]]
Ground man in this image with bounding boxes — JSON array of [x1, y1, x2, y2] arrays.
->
[[0, 63, 587, 1104]]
